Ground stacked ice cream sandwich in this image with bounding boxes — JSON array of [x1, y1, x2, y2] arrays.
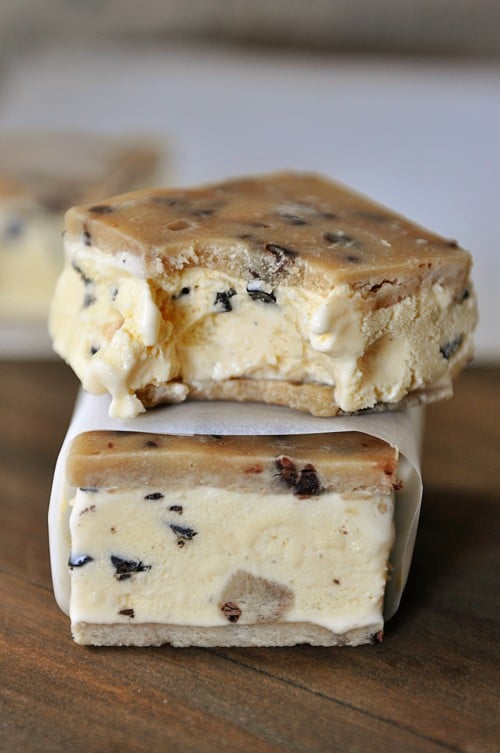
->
[[48, 173, 477, 646]]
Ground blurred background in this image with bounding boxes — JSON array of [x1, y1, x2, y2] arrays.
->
[[0, 0, 498, 359]]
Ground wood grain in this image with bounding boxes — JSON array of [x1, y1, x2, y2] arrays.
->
[[1, 362, 499, 753]]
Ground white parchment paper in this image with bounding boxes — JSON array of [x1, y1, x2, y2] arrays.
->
[[49, 391, 424, 621]]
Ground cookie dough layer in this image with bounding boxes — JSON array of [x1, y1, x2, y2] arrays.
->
[[0, 132, 160, 320], [50, 172, 477, 418], [62, 431, 399, 647]]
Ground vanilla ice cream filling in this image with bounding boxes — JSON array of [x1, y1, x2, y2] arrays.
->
[[68, 486, 394, 634], [49, 240, 476, 418]]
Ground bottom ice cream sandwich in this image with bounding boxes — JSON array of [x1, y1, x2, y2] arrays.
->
[[54, 430, 401, 647]]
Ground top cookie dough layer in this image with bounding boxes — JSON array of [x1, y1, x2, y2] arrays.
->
[[64, 172, 472, 295]]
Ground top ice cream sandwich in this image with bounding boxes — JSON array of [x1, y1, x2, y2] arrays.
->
[[49, 172, 477, 418]]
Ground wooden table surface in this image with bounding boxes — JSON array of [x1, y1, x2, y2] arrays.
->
[[1, 361, 498, 753]]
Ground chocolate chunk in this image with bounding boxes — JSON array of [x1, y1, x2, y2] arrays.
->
[[144, 492, 164, 500], [88, 204, 114, 214], [118, 608, 135, 618], [71, 261, 92, 286], [168, 505, 183, 514], [172, 286, 191, 300], [214, 288, 237, 312], [150, 195, 180, 206], [83, 292, 97, 308], [79, 487, 98, 493], [220, 601, 241, 623], [275, 456, 321, 496], [145, 440, 159, 448], [346, 254, 361, 264], [279, 212, 308, 226], [355, 211, 390, 223], [68, 553, 94, 568], [191, 208, 216, 218], [3, 218, 24, 240], [265, 243, 298, 272], [295, 464, 321, 497], [169, 524, 198, 547], [324, 231, 361, 249], [246, 280, 276, 304], [459, 288, 470, 302], [110, 555, 152, 581], [90, 346, 99, 356], [440, 335, 463, 360], [83, 229, 92, 247], [275, 456, 298, 488]]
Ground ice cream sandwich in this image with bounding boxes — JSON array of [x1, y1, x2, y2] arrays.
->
[[0, 131, 160, 321], [49, 172, 477, 417], [55, 429, 400, 646]]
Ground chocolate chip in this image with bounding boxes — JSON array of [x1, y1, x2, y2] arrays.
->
[[83, 292, 96, 308], [459, 288, 470, 302], [295, 464, 321, 497], [145, 440, 159, 448], [324, 231, 360, 249], [89, 204, 114, 214], [71, 261, 92, 286], [79, 487, 98, 493], [246, 281, 276, 304], [191, 208, 216, 217], [90, 346, 99, 356], [169, 505, 183, 514], [110, 555, 151, 581], [279, 212, 308, 226], [275, 456, 298, 488], [369, 279, 393, 293], [275, 457, 321, 496], [144, 492, 164, 500], [118, 608, 135, 618], [169, 524, 198, 547], [220, 601, 241, 623], [346, 254, 361, 263], [440, 335, 463, 360], [172, 286, 191, 300], [265, 243, 298, 267], [68, 553, 94, 568], [83, 229, 92, 247], [355, 211, 390, 223], [3, 218, 24, 240], [150, 195, 180, 206], [447, 239, 459, 248], [214, 288, 237, 312]]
